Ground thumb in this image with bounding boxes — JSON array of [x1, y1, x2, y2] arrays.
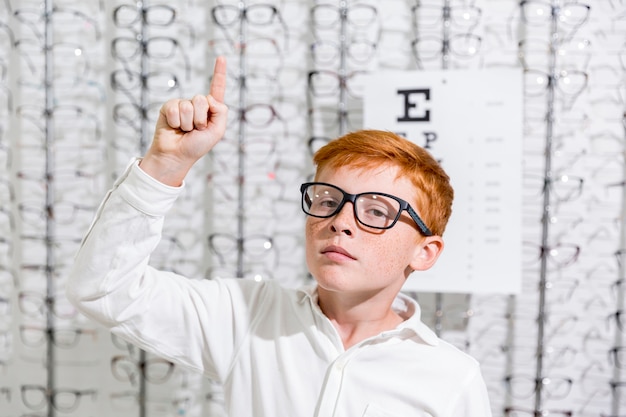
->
[[206, 94, 228, 133]]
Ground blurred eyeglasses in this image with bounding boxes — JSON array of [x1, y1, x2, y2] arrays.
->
[[211, 4, 288, 48], [112, 36, 184, 62], [411, 33, 481, 65], [311, 38, 378, 65], [206, 266, 275, 282], [19, 325, 97, 349], [212, 3, 285, 28], [308, 70, 368, 99], [227, 103, 285, 130], [523, 241, 580, 270], [311, 3, 378, 29], [113, 4, 177, 28], [111, 69, 180, 96], [17, 291, 78, 320], [504, 374, 573, 400], [524, 68, 588, 97], [209, 233, 275, 265], [502, 343, 578, 370], [110, 355, 175, 386], [111, 36, 190, 79], [13, 5, 101, 41], [219, 70, 283, 101], [411, 3, 482, 30], [15, 104, 102, 144], [211, 136, 277, 169], [208, 37, 285, 78], [504, 407, 572, 416], [15, 38, 90, 78], [520, 1, 591, 29], [112, 101, 163, 132], [517, 37, 592, 70], [308, 106, 362, 135], [21, 385, 96, 412], [523, 173, 584, 203]]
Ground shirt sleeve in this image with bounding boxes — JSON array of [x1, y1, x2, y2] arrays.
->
[[65, 159, 257, 381], [448, 364, 493, 417]]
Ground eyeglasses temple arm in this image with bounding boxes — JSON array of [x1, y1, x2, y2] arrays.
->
[[407, 205, 433, 236]]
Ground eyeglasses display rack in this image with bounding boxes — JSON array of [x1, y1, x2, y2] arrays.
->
[[409, 0, 483, 338], [111, 1, 161, 415], [528, 0, 589, 413], [208, 0, 252, 279], [433, 0, 459, 338], [308, 1, 379, 145]]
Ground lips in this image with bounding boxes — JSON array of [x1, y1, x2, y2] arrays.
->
[[321, 245, 356, 260]]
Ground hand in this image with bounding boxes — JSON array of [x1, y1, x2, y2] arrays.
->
[[139, 57, 228, 186]]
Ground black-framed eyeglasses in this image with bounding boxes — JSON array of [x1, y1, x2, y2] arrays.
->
[[300, 182, 433, 236]]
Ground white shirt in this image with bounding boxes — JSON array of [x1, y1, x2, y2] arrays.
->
[[66, 160, 492, 417]]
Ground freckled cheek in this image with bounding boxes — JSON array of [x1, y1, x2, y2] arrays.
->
[[366, 233, 417, 274], [304, 217, 326, 237], [304, 219, 321, 265]]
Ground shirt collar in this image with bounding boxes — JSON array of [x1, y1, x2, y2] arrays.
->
[[296, 285, 439, 346]]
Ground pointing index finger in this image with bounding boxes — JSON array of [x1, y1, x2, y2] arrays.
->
[[209, 56, 227, 103]]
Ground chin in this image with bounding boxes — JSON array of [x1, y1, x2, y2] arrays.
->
[[311, 270, 354, 291]]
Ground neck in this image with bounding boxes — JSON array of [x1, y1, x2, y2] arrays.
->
[[317, 288, 405, 350]]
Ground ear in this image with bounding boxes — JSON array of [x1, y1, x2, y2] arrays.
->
[[410, 236, 444, 271]]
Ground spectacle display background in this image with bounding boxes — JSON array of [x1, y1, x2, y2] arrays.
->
[[0, 0, 624, 416]]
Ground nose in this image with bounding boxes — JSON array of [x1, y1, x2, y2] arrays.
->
[[329, 201, 355, 236]]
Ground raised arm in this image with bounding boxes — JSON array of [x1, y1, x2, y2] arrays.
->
[[66, 58, 241, 378]]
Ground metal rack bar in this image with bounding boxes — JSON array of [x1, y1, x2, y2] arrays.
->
[[43, 0, 56, 416], [338, 0, 348, 136], [612, 112, 626, 415], [433, 0, 451, 338], [236, 0, 247, 278], [138, 2, 151, 415], [533, 0, 559, 411]]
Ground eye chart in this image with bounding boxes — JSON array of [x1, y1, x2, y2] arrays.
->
[[364, 68, 523, 294]]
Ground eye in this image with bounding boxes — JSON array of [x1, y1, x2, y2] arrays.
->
[[357, 194, 399, 223], [310, 189, 341, 211], [318, 196, 339, 209], [364, 203, 390, 219], [359, 197, 391, 217]]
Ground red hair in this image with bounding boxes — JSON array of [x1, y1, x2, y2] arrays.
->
[[312, 130, 453, 236]]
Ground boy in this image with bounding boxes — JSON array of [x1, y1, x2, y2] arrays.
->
[[67, 57, 492, 416]]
